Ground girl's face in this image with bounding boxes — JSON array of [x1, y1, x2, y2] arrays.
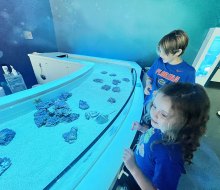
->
[[150, 93, 180, 133]]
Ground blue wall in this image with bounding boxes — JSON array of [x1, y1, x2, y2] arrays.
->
[[1, 0, 220, 91], [50, 0, 220, 67], [0, 0, 57, 89]]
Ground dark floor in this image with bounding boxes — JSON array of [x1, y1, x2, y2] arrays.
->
[[178, 84, 220, 190], [203, 85, 220, 159]]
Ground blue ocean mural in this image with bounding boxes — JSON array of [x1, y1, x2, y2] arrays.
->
[[0, 0, 57, 91], [49, 0, 220, 66], [0, 0, 220, 94]]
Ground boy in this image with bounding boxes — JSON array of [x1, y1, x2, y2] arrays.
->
[[144, 29, 195, 105]]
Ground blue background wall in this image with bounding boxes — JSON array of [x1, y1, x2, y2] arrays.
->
[[1, 0, 220, 90], [0, 0, 57, 89], [50, 0, 220, 66]]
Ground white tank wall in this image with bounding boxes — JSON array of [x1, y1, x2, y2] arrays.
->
[[28, 53, 84, 84]]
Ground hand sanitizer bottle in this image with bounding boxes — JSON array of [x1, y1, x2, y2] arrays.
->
[[10, 65, 18, 76], [2, 65, 10, 75]]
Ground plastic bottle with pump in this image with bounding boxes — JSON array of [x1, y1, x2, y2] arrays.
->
[[10, 65, 18, 76]]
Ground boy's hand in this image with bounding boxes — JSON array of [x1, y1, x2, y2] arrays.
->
[[144, 83, 152, 95], [144, 77, 152, 95]]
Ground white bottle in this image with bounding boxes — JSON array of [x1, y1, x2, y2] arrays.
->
[[2, 66, 10, 75], [10, 65, 18, 76]]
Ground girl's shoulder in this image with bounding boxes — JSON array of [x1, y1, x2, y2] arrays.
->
[[152, 139, 183, 162]]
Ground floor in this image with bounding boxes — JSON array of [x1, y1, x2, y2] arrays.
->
[[178, 84, 220, 190], [203, 85, 220, 159]]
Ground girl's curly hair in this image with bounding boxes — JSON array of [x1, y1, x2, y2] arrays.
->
[[145, 83, 210, 164]]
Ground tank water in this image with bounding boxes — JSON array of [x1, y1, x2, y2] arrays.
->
[[0, 87, 5, 97]]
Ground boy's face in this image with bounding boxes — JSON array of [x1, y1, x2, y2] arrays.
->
[[157, 46, 179, 64]]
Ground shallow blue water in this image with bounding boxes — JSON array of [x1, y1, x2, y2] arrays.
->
[[0, 62, 133, 189]]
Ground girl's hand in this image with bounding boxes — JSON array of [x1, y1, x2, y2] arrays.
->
[[132, 122, 148, 133], [131, 121, 142, 131], [123, 148, 137, 172], [123, 149, 156, 190]]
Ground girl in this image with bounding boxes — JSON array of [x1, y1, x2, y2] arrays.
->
[[122, 83, 210, 190]]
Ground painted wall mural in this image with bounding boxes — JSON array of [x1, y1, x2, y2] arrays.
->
[[50, 0, 220, 67], [0, 0, 220, 94], [0, 0, 57, 91]]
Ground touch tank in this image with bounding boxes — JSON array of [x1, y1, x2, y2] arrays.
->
[[0, 53, 144, 190]]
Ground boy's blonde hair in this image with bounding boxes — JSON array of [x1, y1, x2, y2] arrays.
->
[[158, 29, 189, 56]]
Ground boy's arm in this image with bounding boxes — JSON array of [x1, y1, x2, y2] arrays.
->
[[184, 65, 196, 83], [144, 58, 159, 95], [146, 75, 152, 86], [190, 68, 196, 83], [144, 75, 152, 95]]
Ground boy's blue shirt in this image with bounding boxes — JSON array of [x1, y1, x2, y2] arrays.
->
[[144, 57, 195, 104], [135, 127, 185, 190]]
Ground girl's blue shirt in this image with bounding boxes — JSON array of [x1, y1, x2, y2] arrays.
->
[[135, 127, 186, 190]]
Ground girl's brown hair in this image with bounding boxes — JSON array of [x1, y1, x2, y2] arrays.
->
[[146, 83, 210, 164]]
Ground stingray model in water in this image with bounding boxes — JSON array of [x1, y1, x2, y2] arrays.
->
[[101, 85, 111, 91], [79, 100, 89, 110], [112, 79, 121, 85], [112, 86, 120, 92], [101, 71, 108, 74], [109, 73, 117, 77], [0, 157, 11, 176], [0, 129, 16, 146], [85, 111, 100, 120], [107, 97, 116, 104], [93, 78, 103, 83], [95, 111, 115, 124], [122, 78, 130, 82]]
